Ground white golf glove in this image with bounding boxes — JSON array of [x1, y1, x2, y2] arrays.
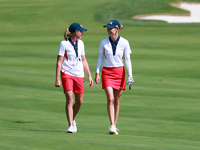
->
[[127, 76, 134, 86]]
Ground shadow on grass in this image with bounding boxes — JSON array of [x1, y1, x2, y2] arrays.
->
[[13, 120, 36, 123], [2, 128, 64, 133]]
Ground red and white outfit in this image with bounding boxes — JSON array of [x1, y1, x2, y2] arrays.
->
[[96, 36, 132, 90], [57, 39, 85, 93]]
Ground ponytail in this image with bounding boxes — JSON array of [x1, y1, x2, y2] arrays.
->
[[119, 24, 124, 30], [64, 28, 72, 41]]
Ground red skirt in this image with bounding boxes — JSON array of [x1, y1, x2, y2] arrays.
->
[[101, 66, 126, 90]]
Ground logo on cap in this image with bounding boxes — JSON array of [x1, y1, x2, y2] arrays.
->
[[103, 20, 120, 29], [109, 21, 113, 25]]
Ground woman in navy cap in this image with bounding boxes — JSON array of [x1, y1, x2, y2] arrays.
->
[[55, 23, 93, 133], [95, 20, 134, 135]]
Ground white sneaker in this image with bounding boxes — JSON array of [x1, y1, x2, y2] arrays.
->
[[109, 125, 119, 135], [73, 120, 77, 133], [66, 126, 74, 133]]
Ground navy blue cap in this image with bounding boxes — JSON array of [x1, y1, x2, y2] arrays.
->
[[103, 20, 120, 28], [69, 23, 87, 32]]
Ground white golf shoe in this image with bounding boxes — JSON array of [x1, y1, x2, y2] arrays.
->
[[66, 126, 74, 133], [109, 125, 119, 135], [73, 120, 77, 133]]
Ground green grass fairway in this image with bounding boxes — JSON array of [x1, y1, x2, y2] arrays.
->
[[0, 0, 200, 149]]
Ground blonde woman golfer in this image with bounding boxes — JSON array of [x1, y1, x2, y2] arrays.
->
[[55, 23, 93, 133], [95, 20, 134, 135]]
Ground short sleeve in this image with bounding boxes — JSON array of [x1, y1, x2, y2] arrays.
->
[[80, 40, 85, 56], [57, 42, 65, 56]]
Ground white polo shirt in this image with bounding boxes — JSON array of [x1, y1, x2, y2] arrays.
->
[[99, 36, 131, 67], [96, 36, 133, 76], [57, 39, 85, 77]]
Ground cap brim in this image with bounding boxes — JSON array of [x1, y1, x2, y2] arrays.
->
[[103, 25, 114, 28], [80, 28, 87, 31]]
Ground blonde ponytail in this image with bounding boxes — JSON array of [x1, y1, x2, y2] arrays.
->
[[120, 24, 124, 30], [64, 28, 72, 41]]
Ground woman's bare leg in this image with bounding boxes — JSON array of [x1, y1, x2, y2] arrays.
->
[[64, 90, 74, 126], [104, 87, 115, 125], [113, 89, 122, 125], [73, 93, 84, 120]]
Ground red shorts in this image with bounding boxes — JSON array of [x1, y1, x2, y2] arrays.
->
[[101, 66, 126, 90], [61, 72, 84, 93]]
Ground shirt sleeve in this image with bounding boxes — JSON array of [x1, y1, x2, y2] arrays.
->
[[96, 53, 104, 73], [57, 42, 65, 56], [124, 40, 132, 76], [124, 40, 132, 54], [98, 40, 104, 54], [79, 40, 85, 56], [96, 40, 105, 73], [125, 53, 132, 76]]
